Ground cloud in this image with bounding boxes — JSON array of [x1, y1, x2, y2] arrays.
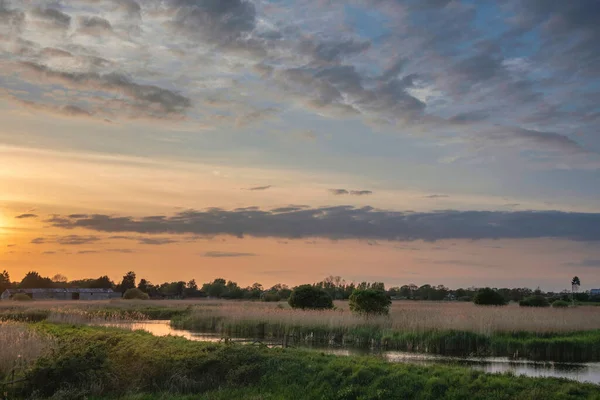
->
[[47, 206, 600, 242], [565, 260, 600, 268], [77, 16, 113, 36], [11, 61, 191, 120], [203, 251, 256, 258], [137, 237, 178, 245], [350, 190, 373, 196], [15, 213, 38, 219], [425, 195, 449, 199], [329, 189, 349, 196], [246, 185, 272, 191], [329, 189, 372, 196], [30, 235, 101, 245], [30, 7, 71, 30]]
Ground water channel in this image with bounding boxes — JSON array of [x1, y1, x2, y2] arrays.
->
[[96, 320, 600, 385]]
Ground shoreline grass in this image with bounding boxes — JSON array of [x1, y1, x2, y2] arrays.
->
[[10, 324, 600, 399]]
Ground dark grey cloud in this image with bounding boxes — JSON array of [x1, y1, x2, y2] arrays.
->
[[31, 7, 71, 30], [425, 194, 449, 199], [15, 213, 38, 219], [15, 62, 191, 119], [246, 185, 272, 191], [78, 16, 113, 35], [77, 250, 99, 255], [0, 1, 24, 35], [203, 251, 256, 258], [47, 206, 600, 242], [329, 189, 349, 195], [350, 190, 373, 196], [31, 237, 45, 244]]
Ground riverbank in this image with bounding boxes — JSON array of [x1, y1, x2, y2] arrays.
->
[[3, 323, 599, 399]]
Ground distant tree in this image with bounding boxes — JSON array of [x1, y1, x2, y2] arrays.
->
[[119, 271, 136, 294], [519, 295, 550, 308], [202, 278, 227, 298], [0, 270, 11, 293], [123, 288, 149, 300], [90, 276, 114, 289], [267, 283, 292, 300], [288, 285, 334, 310], [571, 276, 581, 302], [245, 283, 263, 300], [19, 271, 54, 289], [51, 274, 68, 285], [473, 288, 507, 306], [185, 279, 203, 298], [349, 289, 392, 316], [137, 279, 150, 293]]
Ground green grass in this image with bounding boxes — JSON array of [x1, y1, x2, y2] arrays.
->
[[171, 315, 600, 362], [6, 324, 599, 399]]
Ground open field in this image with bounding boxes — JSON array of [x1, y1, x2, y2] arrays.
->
[[1, 323, 599, 399]]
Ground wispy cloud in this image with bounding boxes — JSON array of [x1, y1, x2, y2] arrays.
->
[[203, 251, 257, 258], [15, 213, 38, 219]]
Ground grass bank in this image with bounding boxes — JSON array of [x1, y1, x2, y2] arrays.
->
[[4, 324, 598, 399]]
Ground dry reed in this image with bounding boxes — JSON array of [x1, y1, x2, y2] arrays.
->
[[0, 322, 56, 377]]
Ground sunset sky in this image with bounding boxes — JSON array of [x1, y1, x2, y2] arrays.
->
[[1, 0, 599, 291]]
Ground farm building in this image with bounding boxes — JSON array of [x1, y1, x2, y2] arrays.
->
[[1, 288, 120, 301]]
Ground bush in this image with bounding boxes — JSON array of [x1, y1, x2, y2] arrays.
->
[[261, 293, 281, 302], [349, 289, 391, 315], [12, 293, 33, 301], [519, 295, 550, 307], [288, 285, 333, 310], [122, 288, 149, 300], [473, 288, 507, 306], [552, 300, 570, 308]]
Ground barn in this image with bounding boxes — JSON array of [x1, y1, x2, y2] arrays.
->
[[0, 288, 120, 301]]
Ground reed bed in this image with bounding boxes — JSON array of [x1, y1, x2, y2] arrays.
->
[[174, 301, 600, 334], [0, 322, 56, 378]]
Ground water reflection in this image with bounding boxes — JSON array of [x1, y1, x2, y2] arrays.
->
[[95, 321, 600, 385]]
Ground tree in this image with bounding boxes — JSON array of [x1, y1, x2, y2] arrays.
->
[[349, 289, 392, 316], [138, 279, 150, 293], [52, 274, 68, 285], [288, 285, 334, 310], [119, 271, 136, 294], [90, 276, 114, 289], [473, 288, 507, 306], [571, 276, 581, 303], [19, 271, 54, 289], [0, 270, 11, 293], [202, 278, 227, 298]]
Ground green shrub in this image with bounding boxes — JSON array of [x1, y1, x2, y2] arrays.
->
[[261, 293, 281, 302], [519, 295, 550, 307], [123, 288, 149, 300], [12, 293, 33, 301], [349, 289, 391, 315], [552, 300, 570, 308], [288, 285, 333, 310], [473, 288, 507, 306]]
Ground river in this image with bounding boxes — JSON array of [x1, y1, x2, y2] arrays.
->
[[95, 320, 600, 385]]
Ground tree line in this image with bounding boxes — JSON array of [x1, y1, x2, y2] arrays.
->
[[1, 270, 597, 304]]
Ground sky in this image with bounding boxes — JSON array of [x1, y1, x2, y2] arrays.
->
[[0, 0, 599, 291]]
